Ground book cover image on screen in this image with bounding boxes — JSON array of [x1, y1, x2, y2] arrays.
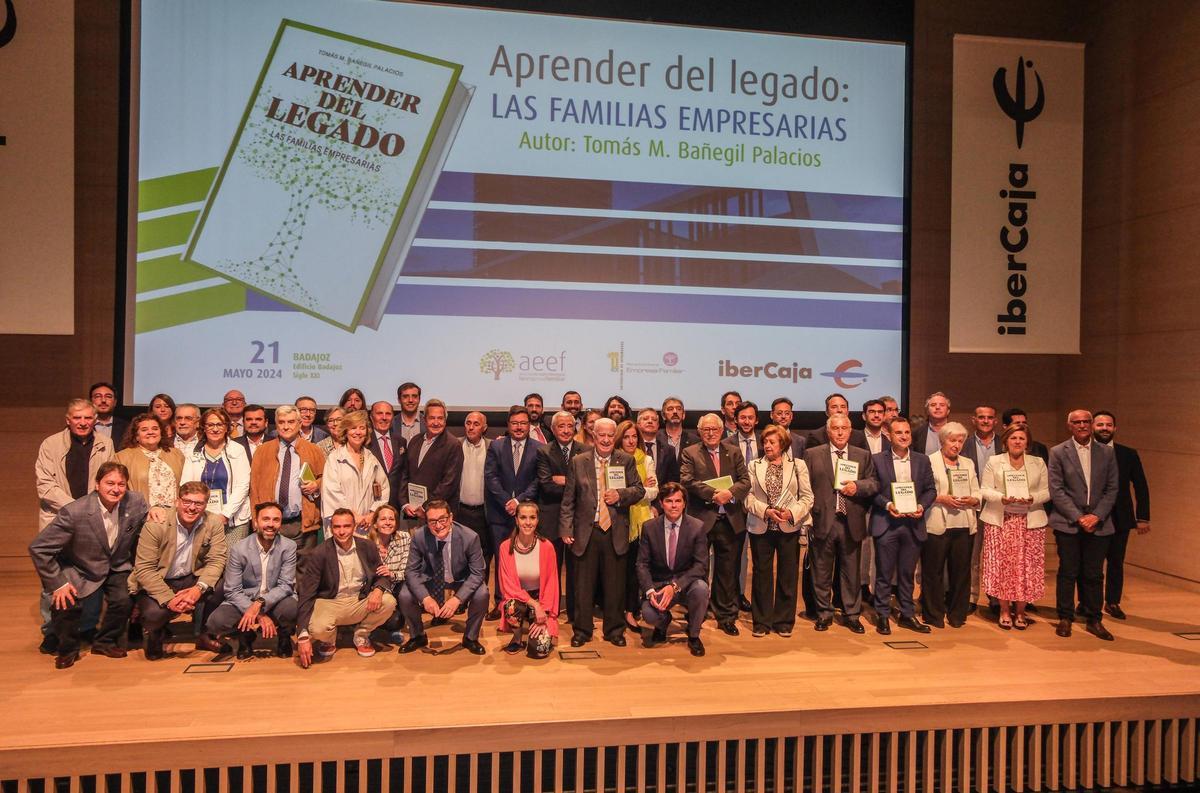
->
[[185, 19, 474, 331]]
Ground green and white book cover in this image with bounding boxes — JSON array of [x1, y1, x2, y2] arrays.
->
[[185, 20, 473, 330]]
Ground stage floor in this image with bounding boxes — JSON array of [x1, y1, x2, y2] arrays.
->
[[3, 570, 1200, 756]]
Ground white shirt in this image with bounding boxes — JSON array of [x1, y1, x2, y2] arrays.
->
[[829, 444, 853, 481], [417, 434, 437, 467], [335, 542, 364, 599], [1072, 439, 1092, 502], [256, 539, 273, 597], [94, 419, 114, 438], [459, 438, 486, 506], [174, 434, 200, 457], [101, 502, 120, 549], [864, 429, 884, 455], [167, 517, 202, 579], [891, 451, 913, 484]]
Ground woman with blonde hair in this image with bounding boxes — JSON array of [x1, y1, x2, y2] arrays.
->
[[320, 409, 389, 538]]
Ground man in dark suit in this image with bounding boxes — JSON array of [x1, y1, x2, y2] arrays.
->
[[963, 404, 1002, 613], [636, 407, 680, 491], [233, 404, 272, 460], [1049, 409, 1120, 641], [658, 397, 699, 456], [1003, 408, 1050, 462], [29, 461, 148, 668], [1092, 411, 1151, 619], [730, 401, 763, 611], [537, 410, 591, 621], [869, 417, 937, 634], [399, 499, 490, 654], [484, 406, 543, 605], [295, 396, 330, 445], [911, 392, 951, 457], [295, 509, 396, 667], [719, 391, 742, 438], [524, 393, 551, 444], [679, 413, 751, 635], [367, 401, 408, 512], [807, 393, 870, 451], [769, 398, 808, 459], [402, 399, 463, 523], [560, 417, 645, 647], [636, 483, 709, 656], [803, 415, 878, 634], [860, 399, 892, 456], [88, 381, 129, 444]]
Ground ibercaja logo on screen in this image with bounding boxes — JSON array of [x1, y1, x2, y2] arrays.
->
[[716, 358, 813, 383], [479, 348, 566, 382]]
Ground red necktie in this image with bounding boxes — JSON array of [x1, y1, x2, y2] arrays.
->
[[381, 435, 393, 470]]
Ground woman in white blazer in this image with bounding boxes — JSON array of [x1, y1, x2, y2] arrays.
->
[[979, 425, 1051, 629], [320, 409, 389, 539], [743, 424, 815, 637], [180, 407, 252, 542], [922, 422, 982, 628]]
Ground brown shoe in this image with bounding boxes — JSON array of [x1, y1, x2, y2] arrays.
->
[[91, 644, 128, 659], [1085, 620, 1114, 641], [194, 633, 233, 656], [55, 653, 78, 669], [1055, 619, 1072, 638]]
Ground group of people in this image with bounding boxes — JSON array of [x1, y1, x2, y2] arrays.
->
[[29, 381, 1150, 669]]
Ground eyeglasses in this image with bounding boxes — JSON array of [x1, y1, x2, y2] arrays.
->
[[224, 397, 246, 404], [179, 499, 207, 509], [298, 407, 317, 414], [204, 423, 226, 429], [427, 515, 451, 526]]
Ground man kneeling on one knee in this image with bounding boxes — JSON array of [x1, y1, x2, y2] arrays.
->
[[399, 499, 490, 656], [636, 483, 709, 657], [296, 508, 396, 667]]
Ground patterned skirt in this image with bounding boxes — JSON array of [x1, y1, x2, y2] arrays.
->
[[980, 513, 1045, 603]]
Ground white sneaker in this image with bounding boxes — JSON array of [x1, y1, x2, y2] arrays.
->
[[353, 635, 376, 657]]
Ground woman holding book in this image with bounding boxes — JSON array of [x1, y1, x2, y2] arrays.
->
[[979, 425, 1050, 629], [320, 409, 389, 539], [921, 422, 981, 628], [743, 424, 814, 638]]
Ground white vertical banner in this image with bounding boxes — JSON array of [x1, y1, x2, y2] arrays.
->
[[949, 35, 1083, 353], [0, 0, 74, 335]]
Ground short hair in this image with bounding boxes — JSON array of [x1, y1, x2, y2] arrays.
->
[[254, 501, 283, 517], [95, 461, 129, 483], [66, 398, 95, 414], [341, 409, 369, 432], [324, 407, 347, 444], [175, 402, 200, 417], [770, 397, 793, 411], [424, 498, 451, 516], [338, 388, 366, 409], [425, 398, 446, 413], [594, 417, 617, 434], [825, 413, 852, 430], [697, 412, 723, 429], [884, 416, 911, 433], [636, 406, 659, 421], [274, 404, 299, 420], [924, 391, 950, 411], [862, 398, 885, 413], [201, 407, 230, 433], [735, 400, 758, 417], [1001, 407, 1026, 426], [999, 424, 1028, 450], [523, 393, 543, 405], [659, 481, 687, 503], [329, 507, 356, 524], [879, 395, 898, 405], [1093, 409, 1116, 423], [368, 504, 402, 546], [551, 410, 575, 426], [243, 403, 267, 416], [824, 393, 848, 409], [178, 480, 211, 499], [720, 390, 742, 406], [562, 390, 582, 403], [122, 413, 172, 451], [937, 421, 969, 443], [396, 382, 421, 398], [295, 395, 317, 406], [661, 396, 684, 410], [973, 404, 997, 415], [508, 405, 530, 421], [88, 381, 117, 398], [760, 423, 789, 451]]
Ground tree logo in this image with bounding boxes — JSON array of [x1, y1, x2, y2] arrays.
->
[[480, 349, 515, 380]]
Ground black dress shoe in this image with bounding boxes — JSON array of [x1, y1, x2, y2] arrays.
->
[[1026, 603, 1040, 614], [924, 617, 945, 629], [1055, 619, 1072, 638], [1104, 603, 1127, 620], [144, 630, 165, 661], [814, 617, 832, 632], [91, 644, 128, 659], [195, 633, 231, 656], [738, 595, 753, 612], [947, 618, 965, 629], [607, 635, 627, 647], [643, 628, 667, 648], [55, 653, 77, 669], [688, 638, 705, 657], [503, 638, 526, 654], [844, 616, 866, 634], [570, 634, 589, 647], [1085, 620, 1114, 641], [399, 635, 429, 654], [461, 638, 486, 655], [966, 603, 978, 615], [275, 635, 293, 658], [898, 616, 931, 634], [875, 617, 891, 635], [718, 622, 739, 637], [860, 585, 872, 602], [485, 607, 501, 622], [38, 634, 59, 655]]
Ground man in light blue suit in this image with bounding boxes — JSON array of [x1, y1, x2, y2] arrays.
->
[[869, 417, 937, 635], [1048, 409, 1119, 641], [203, 501, 298, 659], [483, 406, 543, 614]]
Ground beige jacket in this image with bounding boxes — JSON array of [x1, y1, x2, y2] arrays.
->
[[35, 430, 115, 529], [130, 508, 228, 603]]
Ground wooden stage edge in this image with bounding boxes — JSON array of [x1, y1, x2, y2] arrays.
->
[[3, 570, 1200, 780]]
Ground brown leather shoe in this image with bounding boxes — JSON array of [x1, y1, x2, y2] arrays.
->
[[1055, 619, 1072, 638], [1085, 620, 1114, 641], [91, 644, 128, 659], [55, 653, 78, 669], [194, 633, 232, 656]]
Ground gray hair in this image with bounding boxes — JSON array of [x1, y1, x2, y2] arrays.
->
[[593, 417, 617, 433], [551, 410, 575, 426], [938, 421, 969, 443], [275, 404, 299, 420], [826, 414, 852, 430]]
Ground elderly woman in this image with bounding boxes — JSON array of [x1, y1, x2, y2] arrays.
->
[[317, 406, 346, 456], [149, 394, 177, 441], [497, 501, 559, 657], [320, 409, 389, 538], [616, 419, 659, 629], [980, 426, 1050, 630], [180, 407, 252, 542], [115, 413, 185, 511], [921, 421, 982, 628], [744, 424, 814, 637], [338, 388, 366, 413], [369, 504, 410, 644]]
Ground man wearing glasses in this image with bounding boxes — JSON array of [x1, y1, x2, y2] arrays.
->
[[131, 481, 229, 660], [222, 390, 248, 438], [294, 396, 329, 445]]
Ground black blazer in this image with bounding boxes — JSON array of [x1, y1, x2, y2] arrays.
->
[[1112, 442, 1150, 532], [657, 429, 699, 459], [296, 537, 389, 631], [636, 513, 708, 595], [368, 429, 408, 510], [535, 440, 591, 539], [678, 442, 752, 534], [640, 436, 680, 489], [404, 431, 463, 510]]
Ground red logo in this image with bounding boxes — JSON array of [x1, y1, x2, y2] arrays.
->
[[820, 359, 869, 389]]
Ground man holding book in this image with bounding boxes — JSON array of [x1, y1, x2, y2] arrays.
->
[[250, 404, 325, 551]]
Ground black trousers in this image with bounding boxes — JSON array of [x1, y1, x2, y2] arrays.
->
[[456, 503, 492, 596], [573, 526, 626, 641], [137, 574, 225, 634], [624, 536, 642, 614], [748, 531, 800, 632], [707, 516, 741, 625], [809, 518, 863, 620], [920, 528, 971, 623], [1103, 529, 1131, 606], [1055, 530, 1111, 621], [550, 536, 576, 622], [52, 570, 132, 656], [205, 598, 298, 638]]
